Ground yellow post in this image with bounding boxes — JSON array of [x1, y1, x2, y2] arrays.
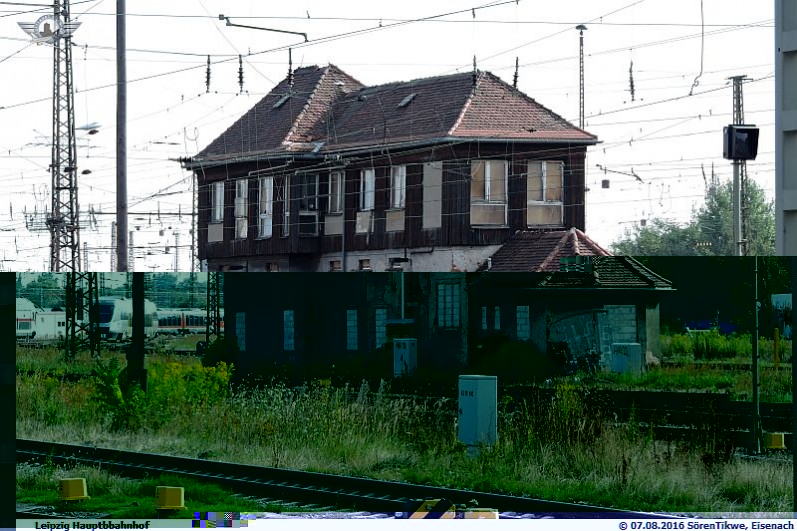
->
[[775, 328, 780, 369]]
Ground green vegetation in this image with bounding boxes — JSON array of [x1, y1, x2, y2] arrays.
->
[[16, 463, 271, 518], [661, 331, 792, 363], [16, 347, 794, 515]]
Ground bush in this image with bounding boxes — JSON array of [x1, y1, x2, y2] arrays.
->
[[201, 338, 238, 369], [471, 337, 556, 384]]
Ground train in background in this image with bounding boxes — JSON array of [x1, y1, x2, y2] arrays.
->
[[17, 297, 222, 343], [156, 308, 224, 335]]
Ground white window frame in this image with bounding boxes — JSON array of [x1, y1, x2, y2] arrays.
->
[[375, 308, 387, 348], [517, 305, 531, 340], [283, 310, 295, 351], [211, 181, 224, 223], [471, 160, 508, 204], [436, 283, 460, 328], [360, 168, 375, 211], [280, 176, 291, 237], [347, 309, 358, 350], [390, 165, 406, 209], [258, 176, 273, 239], [329, 172, 343, 214], [527, 160, 564, 226], [234, 179, 248, 239]]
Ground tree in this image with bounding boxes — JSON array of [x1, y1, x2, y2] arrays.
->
[[611, 177, 775, 255]]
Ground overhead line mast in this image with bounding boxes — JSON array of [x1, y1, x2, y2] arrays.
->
[[49, 1, 80, 271]]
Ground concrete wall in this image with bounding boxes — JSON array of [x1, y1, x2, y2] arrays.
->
[[207, 246, 502, 272], [776, 0, 797, 254]]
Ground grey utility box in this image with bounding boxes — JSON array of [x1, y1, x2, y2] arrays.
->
[[393, 338, 417, 377], [458, 375, 497, 451], [610, 343, 644, 376]]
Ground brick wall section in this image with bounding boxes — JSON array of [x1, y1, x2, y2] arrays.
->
[[605, 305, 638, 344]]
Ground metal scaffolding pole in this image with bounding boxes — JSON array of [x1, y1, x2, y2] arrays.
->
[[206, 272, 222, 344]]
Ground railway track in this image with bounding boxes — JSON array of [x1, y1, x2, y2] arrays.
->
[[16, 439, 679, 519]]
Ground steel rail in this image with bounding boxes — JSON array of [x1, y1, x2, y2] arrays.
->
[[17, 438, 678, 519]]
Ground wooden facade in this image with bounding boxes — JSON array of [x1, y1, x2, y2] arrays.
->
[[197, 141, 588, 270]]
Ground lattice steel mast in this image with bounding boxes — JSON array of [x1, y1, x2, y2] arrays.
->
[[50, 0, 81, 271]]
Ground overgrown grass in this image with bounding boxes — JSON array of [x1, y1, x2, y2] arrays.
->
[[590, 365, 792, 402], [16, 348, 794, 515], [16, 463, 273, 518], [661, 332, 793, 364]]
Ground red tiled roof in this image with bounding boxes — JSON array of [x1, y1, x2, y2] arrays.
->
[[451, 72, 594, 141], [196, 65, 364, 161], [486, 228, 611, 272], [192, 66, 597, 163]]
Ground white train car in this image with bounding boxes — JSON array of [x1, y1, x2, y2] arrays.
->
[[34, 310, 66, 341], [98, 296, 159, 340], [16, 298, 37, 340]]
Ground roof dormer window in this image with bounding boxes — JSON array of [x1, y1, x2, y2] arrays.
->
[[398, 93, 417, 108], [273, 93, 291, 109]]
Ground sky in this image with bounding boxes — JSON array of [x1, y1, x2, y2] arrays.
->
[[0, 0, 776, 272]]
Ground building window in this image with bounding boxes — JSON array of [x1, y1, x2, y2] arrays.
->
[[517, 305, 530, 340], [265, 262, 279, 272], [347, 309, 358, 350], [470, 160, 507, 225], [375, 308, 387, 348], [283, 310, 295, 350], [359, 259, 371, 271], [298, 173, 319, 212], [527, 161, 564, 226], [494, 306, 501, 330], [329, 260, 342, 272], [360, 168, 375, 211], [235, 312, 246, 351], [471, 160, 507, 203], [211, 181, 224, 222], [437, 283, 460, 328], [278, 176, 290, 237], [481, 306, 487, 330], [390, 166, 406, 209], [234, 179, 248, 239], [258, 176, 273, 239], [329, 172, 343, 213]]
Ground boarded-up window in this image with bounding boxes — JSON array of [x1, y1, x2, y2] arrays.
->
[[527, 161, 564, 226], [347, 309, 358, 350], [211, 181, 224, 222], [423, 162, 443, 229], [517, 306, 530, 340], [283, 310, 295, 350], [437, 283, 460, 328], [258, 176, 273, 238], [375, 308, 387, 348]]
